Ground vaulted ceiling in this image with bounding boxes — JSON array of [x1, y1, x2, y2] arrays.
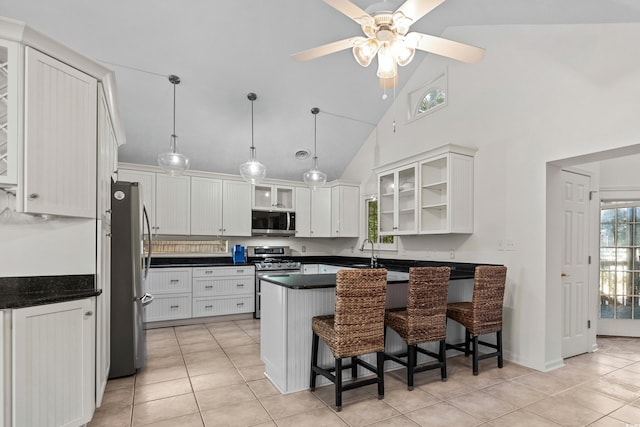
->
[[2, 0, 640, 181]]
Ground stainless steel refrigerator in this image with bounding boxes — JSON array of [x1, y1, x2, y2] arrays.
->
[[109, 181, 154, 378]]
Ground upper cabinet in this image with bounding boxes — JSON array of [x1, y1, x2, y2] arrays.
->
[[331, 185, 359, 237], [221, 180, 251, 236], [155, 174, 190, 235], [117, 169, 156, 229], [294, 187, 311, 237], [377, 144, 476, 236], [378, 163, 418, 235], [253, 184, 294, 211], [0, 40, 18, 186]]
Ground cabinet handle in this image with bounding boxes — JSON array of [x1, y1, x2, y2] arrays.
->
[[170, 279, 180, 283], [105, 209, 112, 214], [28, 193, 39, 200], [236, 283, 244, 288], [237, 302, 244, 307], [170, 305, 179, 309], [204, 270, 213, 274], [236, 269, 244, 273], [205, 305, 213, 309], [106, 232, 112, 237], [205, 285, 213, 289], [84, 311, 94, 316]]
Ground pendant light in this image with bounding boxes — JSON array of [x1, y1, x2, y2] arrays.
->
[[303, 107, 327, 190], [157, 74, 190, 176], [239, 92, 266, 184]]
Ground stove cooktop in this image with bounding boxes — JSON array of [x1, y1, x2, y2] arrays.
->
[[255, 259, 301, 271]]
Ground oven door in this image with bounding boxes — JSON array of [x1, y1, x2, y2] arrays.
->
[[255, 269, 301, 319]]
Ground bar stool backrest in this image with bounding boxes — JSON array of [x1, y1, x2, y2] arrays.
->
[[471, 265, 508, 335], [406, 266, 451, 341]]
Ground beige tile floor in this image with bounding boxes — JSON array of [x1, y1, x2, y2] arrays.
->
[[89, 320, 640, 427]]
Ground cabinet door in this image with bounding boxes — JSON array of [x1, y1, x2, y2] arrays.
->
[[331, 185, 359, 237], [117, 169, 155, 230], [0, 40, 19, 186], [222, 180, 251, 236], [253, 185, 294, 211], [95, 219, 111, 407], [97, 85, 118, 220], [155, 174, 190, 235], [13, 298, 96, 426], [24, 47, 98, 217], [378, 164, 417, 235], [310, 187, 331, 237], [191, 176, 223, 235], [294, 187, 311, 237]]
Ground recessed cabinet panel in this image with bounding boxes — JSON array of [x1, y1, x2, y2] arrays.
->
[[0, 40, 19, 186], [310, 187, 331, 237], [155, 174, 190, 235], [294, 187, 311, 237], [24, 47, 98, 217], [117, 169, 156, 229], [191, 177, 223, 235], [222, 180, 251, 236]]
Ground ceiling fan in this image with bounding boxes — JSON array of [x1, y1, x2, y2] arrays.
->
[[292, 0, 485, 87]]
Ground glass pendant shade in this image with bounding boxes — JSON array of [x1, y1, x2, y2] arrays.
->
[[239, 147, 266, 184], [239, 92, 266, 184], [391, 38, 415, 66], [157, 74, 189, 176], [377, 45, 397, 79], [303, 107, 327, 190], [158, 134, 190, 176]]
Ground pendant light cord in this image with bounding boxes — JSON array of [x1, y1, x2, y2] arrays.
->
[[311, 107, 320, 167], [172, 80, 176, 136]]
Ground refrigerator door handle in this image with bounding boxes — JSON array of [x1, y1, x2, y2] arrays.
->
[[140, 293, 154, 306], [143, 206, 152, 280]]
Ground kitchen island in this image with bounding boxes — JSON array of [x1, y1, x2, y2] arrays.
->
[[259, 270, 474, 394]]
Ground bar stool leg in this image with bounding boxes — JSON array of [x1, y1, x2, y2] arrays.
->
[[439, 339, 447, 381], [497, 330, 504, 368], [310, 332, 319, 391], [376, 351, 385, 399], [407, 344, 416, 391], [351, 356, 358, 379], [465, 329, 471, 357], [472, 335, 479, 376], [335, 358, 343, 411]]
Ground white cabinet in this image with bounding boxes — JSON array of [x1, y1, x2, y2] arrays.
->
[[294, 187, 311, 237], [117, 169, 156, 230], [419, 153, 474, 234], [97, 84, 118, 219], [192, 266, 254, 317], [13, 298, 96, 427], [378, 163, 418, 235], [191, 176, 223, 235], [0, 311, 6, 427], [331, 185, 359, 237], [301, 264, 319, 274], [23, 47, 98, 218], [144, 268, 192, 321], [222, 180, 251, 236], [253, 185, 294, 211], [155, 174, 190, 235], [0, 40, 19, 186], [310, 187, 331, 237]]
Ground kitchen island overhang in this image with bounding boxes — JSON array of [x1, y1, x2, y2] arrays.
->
[[258, 270, 474, 394]]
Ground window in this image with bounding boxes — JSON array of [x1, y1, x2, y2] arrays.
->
[[416, 88, 446, 116], [365, 196, 396, 250], [407, 69, 448, 122], [599, 203, 640, 319]]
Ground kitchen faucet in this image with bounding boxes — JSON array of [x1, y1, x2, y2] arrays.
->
[[359, 238, 377, 268]]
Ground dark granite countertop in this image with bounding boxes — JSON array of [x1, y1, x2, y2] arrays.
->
[[0, 275, 99, 309], [258, 272, 412, 290]]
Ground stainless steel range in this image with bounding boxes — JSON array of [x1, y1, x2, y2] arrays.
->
[[250, 246, 301, 318]]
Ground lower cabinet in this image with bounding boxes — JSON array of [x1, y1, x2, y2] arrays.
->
[[12, 298, 96, 427], [145, 266, 255, 322]]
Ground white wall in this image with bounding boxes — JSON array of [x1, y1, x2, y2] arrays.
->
[[341, 23, 640, 371]]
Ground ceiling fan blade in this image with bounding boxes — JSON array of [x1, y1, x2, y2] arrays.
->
[[323, 0, 372, 25], [413, 33, 485, 64], [395, 0, 446, 23], [291, 37, 363, 62]]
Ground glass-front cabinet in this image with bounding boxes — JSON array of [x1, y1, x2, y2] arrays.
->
[[378, 163, 418, 235], [0, 40, 18, 186], [253, 184, 294, 211]]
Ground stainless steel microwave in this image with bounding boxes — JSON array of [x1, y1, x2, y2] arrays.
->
[[251, 210, 296, 236]]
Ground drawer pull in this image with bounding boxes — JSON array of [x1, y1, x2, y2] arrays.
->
[[170, 305, 180, 309], [205, 285, 213, 289], [205, 305, 213, 309], [204, 270, 213, 274], [170, 279, 180, 283], [237, 302, 244, 307], [236, 269, 244, 273], [236, 284, 244, 288]]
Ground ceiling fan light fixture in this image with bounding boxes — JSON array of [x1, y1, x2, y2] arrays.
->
[[376, 45, 397, 79], [353, 38, 380, 67], [392, 12, 412, 35], [239, 92, 266, 185], [303, 107, 327, 190], [157, 74, 190, 176], [391, 38, 415, 66]]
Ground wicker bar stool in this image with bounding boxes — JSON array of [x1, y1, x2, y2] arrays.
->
[[310, 269, 388, 412], [446, 265, 507, 375], [384, 266, 451, 390]]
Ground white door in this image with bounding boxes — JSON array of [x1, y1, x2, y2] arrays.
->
[[561, 170, 591, 358]]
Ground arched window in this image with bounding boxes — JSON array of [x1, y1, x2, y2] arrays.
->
[[416, 88, 446, 115]]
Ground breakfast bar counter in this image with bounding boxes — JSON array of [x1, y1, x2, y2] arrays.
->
[[259, 271, 473, 394]]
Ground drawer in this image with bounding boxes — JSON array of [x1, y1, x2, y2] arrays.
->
[[192, 266, 254, 278], [145, 268, 192, 294], [192, 295, 254, 317], [144, 293, 192, 322], [193, 277, 253, 297]]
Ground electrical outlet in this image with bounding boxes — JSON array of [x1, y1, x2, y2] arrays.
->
[[449, 249, 455, 259], [504, 240, 516, 251]]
